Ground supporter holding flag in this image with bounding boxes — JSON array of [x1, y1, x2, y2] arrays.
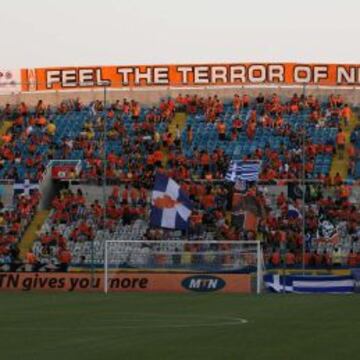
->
[[150, 173, 193, 230]]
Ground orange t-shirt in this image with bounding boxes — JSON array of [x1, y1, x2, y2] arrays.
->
[[342, 107, 352, 119], [336, 132, 346, 145], [1, 134, 12, 143], [37, 116, 47, 126], [348, 145, 356, 157], [59, 250, 72, 264], [271, 252, 281, 266], [26, 252, 37, 264], [200, 153, 210, 165], [153, 150, 163, 162], [285, 252, 296, 265], [334, 174, 343, 185], [217, 123, 226, 134], [348, 253, 358, 267], [201, 194, 215, 208], [339, 185, 350, 198]]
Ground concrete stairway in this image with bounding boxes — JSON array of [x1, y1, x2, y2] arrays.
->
[[168, 112, 187, 136], [329, 115, 358, 180], [161, 112, 187, 166], [0, 120, 12, 144], [19, 210, 50, 258]]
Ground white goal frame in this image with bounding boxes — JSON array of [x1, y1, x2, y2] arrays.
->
[[104, 240, 264, 294]]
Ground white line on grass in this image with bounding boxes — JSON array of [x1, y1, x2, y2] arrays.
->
[[1, 313, 248, 330]]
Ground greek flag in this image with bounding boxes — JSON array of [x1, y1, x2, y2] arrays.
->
[[150, 173, 193, 230], [226, 160, 261, 182], [264, 274, 354, 294]]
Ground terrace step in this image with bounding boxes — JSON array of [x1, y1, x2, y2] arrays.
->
[[162, 112, 187, 166], [329, 115, 358, 180], [0, 120, 12, 143], [20, 210, 50, 259], [168, 112, 187, 136]]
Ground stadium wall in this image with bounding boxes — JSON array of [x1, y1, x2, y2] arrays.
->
[[1, 86, 360, 107]]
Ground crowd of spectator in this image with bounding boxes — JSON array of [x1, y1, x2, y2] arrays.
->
[[0, 191, 40, 271], [0, 92, 359, 271], [0, 92, 357, 184]]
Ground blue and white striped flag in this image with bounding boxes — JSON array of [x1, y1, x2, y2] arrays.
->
[[264, 274, 355, 294], [226, 160, 261, 182], [150, 173, 193, 230]]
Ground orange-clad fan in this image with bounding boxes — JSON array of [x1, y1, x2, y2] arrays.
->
[[285, 251, 296, 267], [333, 172, 343, 186], [217, 120, 226, 141], [336, 128, 346, 159], [347, 250, 358, 267], [26, 249, 37, 265], [36, 115, 47, 126], [57, 248, 72, 272], [270, 250, 281, 266], [233, 94, 241, 112], [341, 104, 352, 127]]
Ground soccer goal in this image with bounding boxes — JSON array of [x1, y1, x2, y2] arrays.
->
[[104, 240, 264, 294]]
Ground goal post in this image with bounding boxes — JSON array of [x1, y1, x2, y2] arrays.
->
[[104, 240, 264, 294]]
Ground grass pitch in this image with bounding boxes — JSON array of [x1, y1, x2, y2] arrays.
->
[[0, 292, 359, 360]]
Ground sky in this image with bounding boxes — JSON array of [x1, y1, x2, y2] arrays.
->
[[1, 0, 360, 68]]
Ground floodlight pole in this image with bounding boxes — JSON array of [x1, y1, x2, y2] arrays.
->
[[102, 85, 108, 216], [302, 83, 307, 275], [102, 85, 108, 285]]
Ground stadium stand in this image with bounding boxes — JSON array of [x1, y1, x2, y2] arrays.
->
[[0, 92, 359, 271], [0, 191, 40, 271], [350, 125, 360, 179]]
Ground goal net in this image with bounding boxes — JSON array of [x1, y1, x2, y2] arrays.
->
[[104, 240, 264, 294]]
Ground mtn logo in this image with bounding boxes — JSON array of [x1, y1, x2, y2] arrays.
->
[[181, 275, 226, 292]]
